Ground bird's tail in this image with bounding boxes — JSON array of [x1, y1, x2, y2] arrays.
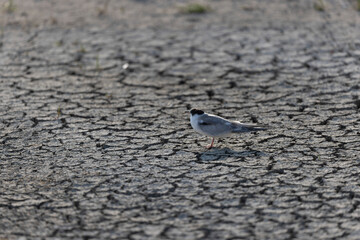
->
[[232, 123, 267, 133]]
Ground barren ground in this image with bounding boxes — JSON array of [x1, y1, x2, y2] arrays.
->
[[1, 0, 360, 239]]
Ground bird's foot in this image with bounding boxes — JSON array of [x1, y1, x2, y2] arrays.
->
[[206, 137, 215, 149]]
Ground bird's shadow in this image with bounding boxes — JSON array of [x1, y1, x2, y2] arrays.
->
[[198, 147, 266, 161]]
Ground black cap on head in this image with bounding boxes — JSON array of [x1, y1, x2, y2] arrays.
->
[[190, 109, 204, 115]]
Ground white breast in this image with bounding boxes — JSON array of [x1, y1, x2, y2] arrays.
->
[[190, 114, 205, 135]]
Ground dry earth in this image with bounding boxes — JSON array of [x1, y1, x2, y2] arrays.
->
[[1, 0, 360, 239]]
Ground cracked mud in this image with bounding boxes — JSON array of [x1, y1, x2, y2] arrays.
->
[[1, 0, 360, 239]]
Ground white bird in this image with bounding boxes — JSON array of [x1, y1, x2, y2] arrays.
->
[[189, 108, 266, 149]]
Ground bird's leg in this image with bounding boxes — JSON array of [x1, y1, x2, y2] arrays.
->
[[206, 137, 215, 149]]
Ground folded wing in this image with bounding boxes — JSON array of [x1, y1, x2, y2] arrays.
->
[[197, 114, 234, 137], [231, 121, 267, 133]]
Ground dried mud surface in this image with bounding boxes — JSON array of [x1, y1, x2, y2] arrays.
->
[[1, 0, 360, 239]]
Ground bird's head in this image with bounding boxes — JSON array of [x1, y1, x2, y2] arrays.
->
[[189, 109, 205, 116]]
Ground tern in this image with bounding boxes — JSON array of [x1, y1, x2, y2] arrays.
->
[[189, 108, 266, 149]]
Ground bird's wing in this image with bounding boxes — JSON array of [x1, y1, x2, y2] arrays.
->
[[231, 121, 267, 132], [197, 114, 234, 137]]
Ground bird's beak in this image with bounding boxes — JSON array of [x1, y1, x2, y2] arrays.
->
[[184, 110, 189, 114]]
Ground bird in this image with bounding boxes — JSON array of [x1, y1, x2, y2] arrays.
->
[[189, 108, 266, 149]]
